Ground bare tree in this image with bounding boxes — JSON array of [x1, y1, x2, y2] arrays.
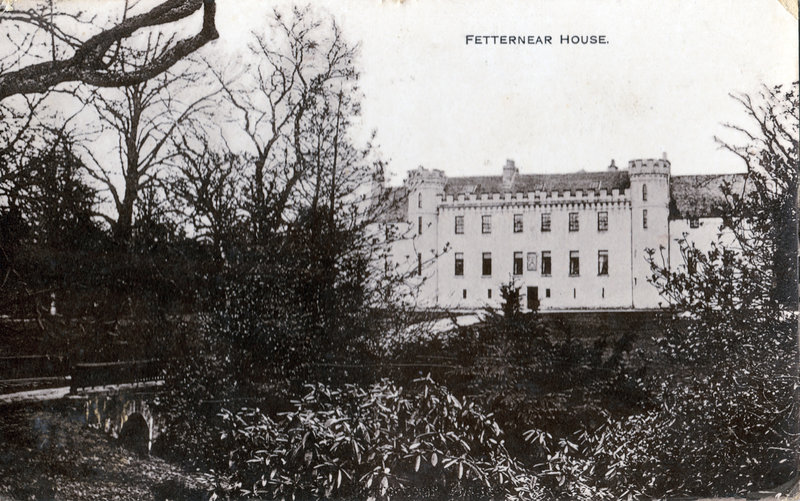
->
[[78, 46, 217, 245], [715, 83, 799, 307], [207, 6, 358, 242], [167, 129, 247, 257], [0, 95, 49, 200], [644, 83, 799, 493], [0, 0, 217, 100], [650, 82, 798, 312], [0, 91, 92, 244]]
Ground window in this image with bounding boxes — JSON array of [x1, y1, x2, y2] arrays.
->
[[487, 289, 492, 299], [462, 289, 467, 299], [482, 215, 492, 234], [541, 251, 552, 275], [569, 251, 580, 276], [454, 252, 464, 276], [513, 252, 523, 275], [597, 211, 608, 231], [455, 215, 464, 234], [482, 252, 492, 276], [598, 250, 609, 276], [569, 212, 579, 232], [642, 184, 648, 201], [418, 216, 423, 235], [689, 218, 700, 229], [545, 288, 550, 298], [526, 252, 538, 271], [541, 213, 551, 232], [642, 209, 648, 229], [513, 214, 523, 233], [417, 253, 422, 276], [418, 192, 422, 208]]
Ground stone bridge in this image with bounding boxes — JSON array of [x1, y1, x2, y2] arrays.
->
[[70, 382, 165, 455], [1, 359, 169, 454]]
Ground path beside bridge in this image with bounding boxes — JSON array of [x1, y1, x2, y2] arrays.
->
[[0, 380, 163, 405]]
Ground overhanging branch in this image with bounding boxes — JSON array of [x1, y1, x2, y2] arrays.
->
[[0, 0, 218, 99]]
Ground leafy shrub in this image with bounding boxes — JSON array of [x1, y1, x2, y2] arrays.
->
[[524, 316, 799, 499], [442, 312, 647, 439], [523, 427, 628, 500], [634, 82, 800, 497], [205, 376, 551, 500], [637, 317, 799, 496]]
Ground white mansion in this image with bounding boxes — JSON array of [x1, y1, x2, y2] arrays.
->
[[381, 155, 742, 310]]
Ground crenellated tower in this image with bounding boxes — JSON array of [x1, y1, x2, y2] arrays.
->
[[404, 167, 447, 306], [628, 154, 671, 308]]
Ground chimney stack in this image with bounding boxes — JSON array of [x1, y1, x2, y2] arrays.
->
[[502, 159, 519, 189]]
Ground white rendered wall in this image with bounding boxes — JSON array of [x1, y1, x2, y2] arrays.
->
[[382, 161, 731, 311], [435, 193, 634, 310], [668, 217, 734, 271]]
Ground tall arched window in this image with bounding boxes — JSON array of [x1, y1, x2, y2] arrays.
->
[[642, 184, 648, 201], [417, 192, 422, 208]]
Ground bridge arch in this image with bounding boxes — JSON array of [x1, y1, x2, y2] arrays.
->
[[83, 391, 159, 454], [119, 412, 150, 455]]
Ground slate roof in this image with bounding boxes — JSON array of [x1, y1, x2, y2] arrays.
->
[[443, 170, 631, 195], [378, 171, 746, 223], [669, 174, 745, 219]]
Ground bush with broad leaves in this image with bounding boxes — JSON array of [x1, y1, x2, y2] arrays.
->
[[205, 376, 557, 500]]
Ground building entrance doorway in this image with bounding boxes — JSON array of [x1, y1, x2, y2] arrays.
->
[[527, 286, 539, 311]]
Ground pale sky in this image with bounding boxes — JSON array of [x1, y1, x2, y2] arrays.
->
[[11, 0, 798, 184], [211, 0, 798, 184]]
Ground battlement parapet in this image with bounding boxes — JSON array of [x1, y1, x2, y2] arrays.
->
[[405, 166, 447, 188], [628, 158, 670, 176], [439, 187, 629, 205]]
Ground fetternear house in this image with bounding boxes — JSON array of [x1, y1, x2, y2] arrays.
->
[[382, 155, 742, 310]]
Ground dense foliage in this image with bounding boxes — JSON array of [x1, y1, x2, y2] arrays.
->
[[208, 377, 546, 500], [641, 82, 799, 496], [386, 302, 648, 443]]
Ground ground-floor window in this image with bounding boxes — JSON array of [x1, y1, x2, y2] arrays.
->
[[482, 252, 492, 276], [569, 251, 580, 276], [598, 250, 609, 275], [513, 252, 523, 275], [541, 251, 551, 275]]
